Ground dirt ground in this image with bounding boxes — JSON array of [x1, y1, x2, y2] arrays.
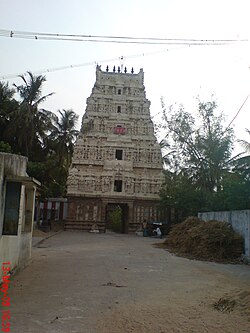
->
[[7, 231, 250, 333]]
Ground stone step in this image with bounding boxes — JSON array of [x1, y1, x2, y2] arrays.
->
[[64, 221, 105, 232]]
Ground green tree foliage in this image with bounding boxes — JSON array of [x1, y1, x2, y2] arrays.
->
[[213, 172, 250, 211], [0, 141, 12, 153], [161, 100, 234, 192], [160, 170, 211, 221], [0, 81, 19, 149], [49, 109, 79, 168], [27, 157, 68, 198], [30, 109, 79, 198], [238, 128, 250, 153], [10, 72, 56, 160], [0, 73, 79, 198], [108, 206, 122, 232], [27, 109, 79, 198], [159, 100, 250, 218]]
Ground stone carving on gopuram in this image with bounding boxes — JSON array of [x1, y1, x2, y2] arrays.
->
[[66, 65, 164, 233]]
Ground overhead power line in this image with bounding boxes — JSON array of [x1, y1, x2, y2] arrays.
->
[[225, 93, 250, 131], [0, 29, 248, 45], [0, 46, 187, 80]]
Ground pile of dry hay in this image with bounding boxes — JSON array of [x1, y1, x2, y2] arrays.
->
[[213, 290, 250, 316], [163, 217, 244, 262]]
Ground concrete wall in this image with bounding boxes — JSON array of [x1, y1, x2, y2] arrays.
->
[[198, 210, 250, 257], [0, 155, 6, 237], [0, 153, 38, 279]]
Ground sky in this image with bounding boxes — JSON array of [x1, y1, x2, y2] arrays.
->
[[0, 0, 250, 152]]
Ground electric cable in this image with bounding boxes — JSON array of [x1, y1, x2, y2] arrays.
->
[[0, 29, 247, 45], [225, 93, 250, 131], [0, 46, 187, 80]]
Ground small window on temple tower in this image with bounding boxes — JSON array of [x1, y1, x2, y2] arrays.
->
[[114, 180, 122, 192], [117, 106, 121, 113], [115, 149, 123, 160], [118, 89, 121, 95]]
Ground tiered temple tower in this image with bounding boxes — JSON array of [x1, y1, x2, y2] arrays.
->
[[66, 65, 163, 232]]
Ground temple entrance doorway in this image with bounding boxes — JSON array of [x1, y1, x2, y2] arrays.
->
[[105, 203, 129, 233]]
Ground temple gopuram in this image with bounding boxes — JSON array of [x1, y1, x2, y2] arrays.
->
[[66, 65, 164, 233]]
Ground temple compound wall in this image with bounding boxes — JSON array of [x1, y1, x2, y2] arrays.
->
[[66, 65, 164, 233]]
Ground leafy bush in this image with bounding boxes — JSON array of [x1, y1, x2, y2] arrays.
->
[[0, 141, 12, 153], [108, 207, 122, 232]]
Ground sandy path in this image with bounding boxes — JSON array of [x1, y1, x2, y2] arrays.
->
[[7, 231, 250, 333]]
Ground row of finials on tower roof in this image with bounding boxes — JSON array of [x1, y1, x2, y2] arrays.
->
[[106, 65, 134, 74]]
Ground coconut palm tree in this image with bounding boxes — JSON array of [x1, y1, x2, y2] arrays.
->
[[238, 129, 250, 153], [12, 72, 55, 159], [49, 109, 79, 167], [0, 81, 19, 147], [234, 129, 250, 181]]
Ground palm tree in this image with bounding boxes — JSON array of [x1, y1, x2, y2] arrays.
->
[[234, 129, 250, 180], [238, 129, 250, 153], [49, 109, 79, 167], [12, 72, 55, 159], [0, 81, 19, 146]]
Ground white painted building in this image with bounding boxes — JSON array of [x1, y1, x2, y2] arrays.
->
[[0, 153, 40, 279]]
